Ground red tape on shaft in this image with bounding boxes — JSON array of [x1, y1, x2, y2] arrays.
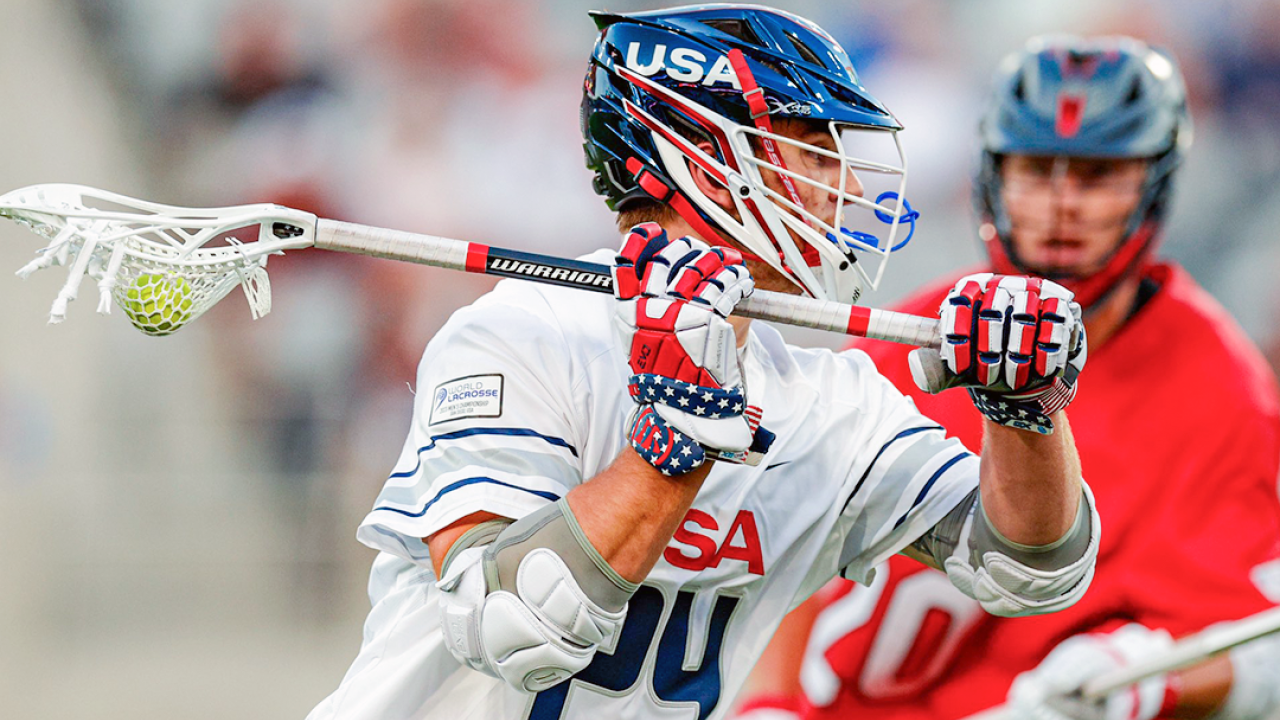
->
[[847, 306, 871, 336], [465, 244, 490, 273]]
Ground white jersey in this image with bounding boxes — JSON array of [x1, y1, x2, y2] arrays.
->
[[309, 251, 979, 720]]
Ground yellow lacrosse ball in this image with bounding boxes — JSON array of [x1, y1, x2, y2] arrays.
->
[[120, 273, 195, 336]]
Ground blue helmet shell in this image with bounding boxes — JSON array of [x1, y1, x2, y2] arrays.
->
[[581, 3, 900, 211]]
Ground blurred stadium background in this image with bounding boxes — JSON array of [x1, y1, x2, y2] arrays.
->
[[2, 0, 1279, 717]]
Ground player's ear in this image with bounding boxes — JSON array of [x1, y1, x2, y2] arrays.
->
[[689, 141, 734, 212]]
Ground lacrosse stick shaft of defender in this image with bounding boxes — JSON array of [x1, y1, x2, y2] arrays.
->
[[313, 219, 940, 346], [960, 605, 1280, 720]]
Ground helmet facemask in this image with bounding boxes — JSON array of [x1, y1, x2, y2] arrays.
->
[[628, 71, 914, 306], [735, 121, 915, 305], [980, 149, 1177, 307]]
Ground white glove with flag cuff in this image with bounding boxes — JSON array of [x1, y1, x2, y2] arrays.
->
[[612, 223, 774, 472], [909, 273, 1087, 434], [1007, 624, 1177, 720]]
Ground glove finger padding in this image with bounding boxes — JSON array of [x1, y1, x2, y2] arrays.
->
[[627, 233, 727, 301], [937, 274, 1082, 392], [689, 264, 753, 318], [670, 246, 745, 303], [1007, 624, 1174, 720], [612, 222, 670, 301], [936, 272, 989, 381], [975, 278, 1013, 387], [922, 273, 1087, 433]]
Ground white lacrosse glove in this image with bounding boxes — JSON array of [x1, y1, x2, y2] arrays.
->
[[612, 223, 774, 473], [1007, 624, 1176, 720], [909, 273, 1087, 434]]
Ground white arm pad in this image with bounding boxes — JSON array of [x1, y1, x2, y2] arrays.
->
[[435, 500, 636, 693], [437, 544, 627, 693], [943, 480, 1100, 617]]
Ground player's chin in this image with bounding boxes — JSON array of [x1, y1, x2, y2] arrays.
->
[[745, 258, 804, 296], [1014, 243, 1093, 278]]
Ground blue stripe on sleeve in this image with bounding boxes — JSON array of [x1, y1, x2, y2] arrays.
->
[[372, 476, 562, 519], [841, 425, 944, 514], [389, 427, 580, 480], [363, 524, 426, 561], [893, 450, 973, 529]]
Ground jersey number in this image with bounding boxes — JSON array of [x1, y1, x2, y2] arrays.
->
[[804, 565, 984, 704], [527, 586, 739, 720]]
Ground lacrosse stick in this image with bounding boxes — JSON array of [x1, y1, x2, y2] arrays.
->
[[961, 604, 1280, 720], [0, 183, 940, 343]]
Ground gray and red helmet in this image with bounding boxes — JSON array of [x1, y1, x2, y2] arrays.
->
[[975, 35, 1192, 308]]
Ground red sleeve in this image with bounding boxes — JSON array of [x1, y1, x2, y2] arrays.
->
[[849, 275, 986, 454], [1118, 396, 1280, 636]]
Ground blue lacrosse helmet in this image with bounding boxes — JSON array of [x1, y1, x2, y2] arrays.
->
[[581, 4, 915, 305], [974, 35, 1192, 307]]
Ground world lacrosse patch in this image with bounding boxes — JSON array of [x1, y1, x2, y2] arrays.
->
[[430, 374, 504, 425]]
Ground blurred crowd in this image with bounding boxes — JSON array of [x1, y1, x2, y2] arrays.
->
[[67, 0, 1280, 499], [4, 0, 1280, 717]]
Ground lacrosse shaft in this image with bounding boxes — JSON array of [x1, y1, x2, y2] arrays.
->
[[1082, 605, 1280, 699], [959, 606, 1280, 720], [313, 219, 940, 346]]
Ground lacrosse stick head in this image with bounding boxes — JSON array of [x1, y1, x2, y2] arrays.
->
[[0, 184, 318, 336]]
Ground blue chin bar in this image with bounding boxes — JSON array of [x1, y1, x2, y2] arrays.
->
[[827, 192, 919, 254]]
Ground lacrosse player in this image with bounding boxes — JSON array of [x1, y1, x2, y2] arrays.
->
[[307, 8, 1102, 720], [740, 35, 1280, 720]]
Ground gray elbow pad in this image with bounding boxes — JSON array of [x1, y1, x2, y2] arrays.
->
[[484, 498, 638, 612], [435, 499, 639, 693], [929, 480, 1100, 617]]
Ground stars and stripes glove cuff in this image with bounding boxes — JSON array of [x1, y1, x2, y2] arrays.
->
[[626, 405, 707, 476], [969, 374, 1078, 435], [625, 403, 776, 474], [627, 374, 745, 419]]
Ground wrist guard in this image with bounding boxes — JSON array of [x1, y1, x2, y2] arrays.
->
[[625, 404, 776, 474], [969, 373, 1077, 434], [626, 405, 707, 476]]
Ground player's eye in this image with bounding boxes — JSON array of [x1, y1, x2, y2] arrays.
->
[[1026, 158, 1056, 177], [1075, 162, 1111, 180], [806, 146, 838, 168]]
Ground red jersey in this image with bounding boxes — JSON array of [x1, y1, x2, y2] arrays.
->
[[798, 263, 1280, 720]]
